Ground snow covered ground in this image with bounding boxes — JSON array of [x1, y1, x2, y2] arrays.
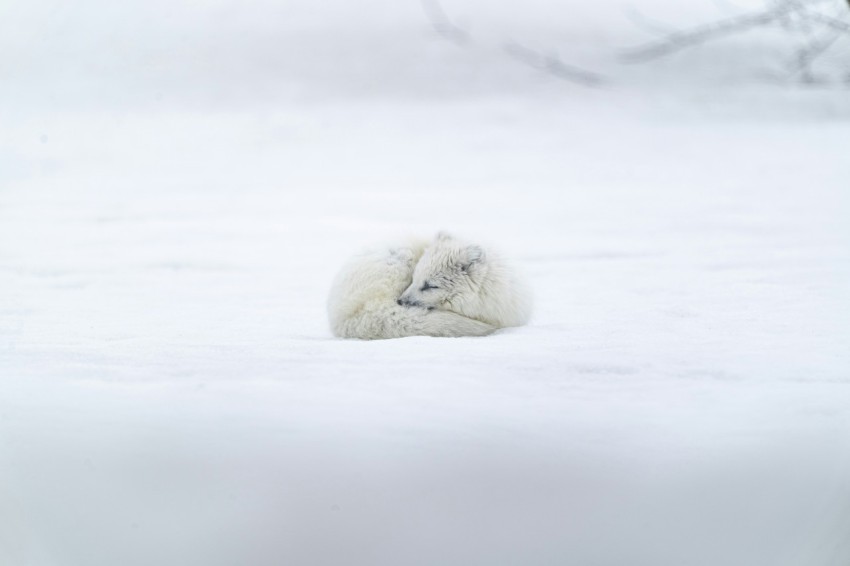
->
[[2, 1, 850, 565]]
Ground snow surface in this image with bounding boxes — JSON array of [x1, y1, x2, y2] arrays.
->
[[2, 1, 850, 565]]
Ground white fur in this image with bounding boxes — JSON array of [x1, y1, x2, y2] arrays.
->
[[328, 233, 532, 339]]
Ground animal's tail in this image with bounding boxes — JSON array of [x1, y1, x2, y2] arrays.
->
[[415, 309, 497, 338], [333, 304, 496, 339]]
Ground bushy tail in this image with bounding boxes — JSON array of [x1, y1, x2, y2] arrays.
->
[[415, 310, 496, 338], [333, 304, 496, 340]]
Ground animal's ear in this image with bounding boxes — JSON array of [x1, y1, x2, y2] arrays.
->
[[461, 245, 485, 271], [436, 231, 453, 242]]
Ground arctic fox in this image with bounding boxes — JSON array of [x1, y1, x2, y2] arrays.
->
[[327, 232, 532, 339]]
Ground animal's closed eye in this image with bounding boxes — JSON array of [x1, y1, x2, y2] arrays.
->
[[420, 282, 438, 291]]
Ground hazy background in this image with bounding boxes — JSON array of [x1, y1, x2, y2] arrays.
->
[[2, 1, 850, 565]]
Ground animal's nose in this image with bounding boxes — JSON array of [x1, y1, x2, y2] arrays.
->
[[397, 299, 403, 306]]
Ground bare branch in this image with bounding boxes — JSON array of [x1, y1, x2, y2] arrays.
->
[[421, 0, 469, 45], [622, 0, 850, 64], [504, 43, 605, 87], [621, 0, 850, 83], [805, 10, 850, 32], [621, 10, 786, 62], [792, 29, 842, 81], [421, 0, 606, 87]]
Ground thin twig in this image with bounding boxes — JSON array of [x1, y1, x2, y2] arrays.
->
[[805, 10, 850, 32], [421, 0, 469, 44], [623, 1, 850, 63], [421, 0, 606, 87], [504, 43, 605, 86], [792, 27, 843, 80], [622, 10, 788, 62]]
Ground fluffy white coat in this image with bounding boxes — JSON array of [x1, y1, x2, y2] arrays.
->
[[327, 233, 532, 339]]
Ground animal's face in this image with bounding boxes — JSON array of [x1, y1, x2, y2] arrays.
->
[[398, 233, 485, 310]]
